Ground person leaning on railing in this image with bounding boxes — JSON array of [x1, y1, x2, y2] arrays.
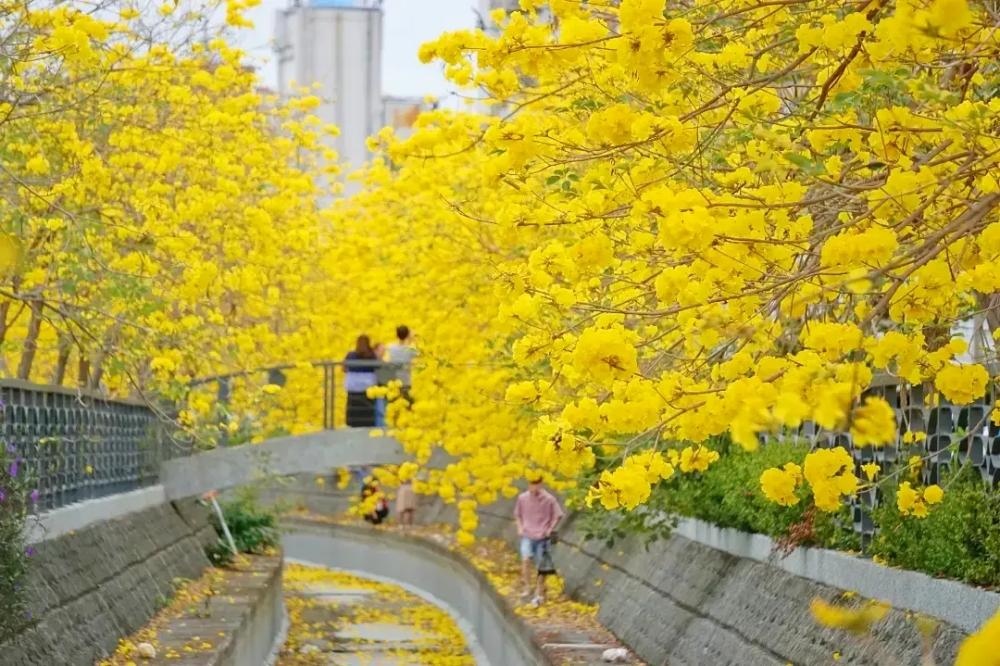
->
[[344, 334, 378, 427]]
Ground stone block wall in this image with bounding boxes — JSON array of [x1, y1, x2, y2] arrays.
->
[[0, 499, 215, 666], [474, 506, 967, 666]]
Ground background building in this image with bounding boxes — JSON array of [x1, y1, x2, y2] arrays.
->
[[274, 0, 384, 175], [382, 95, 432, 140], [477, 0, 518, 32]]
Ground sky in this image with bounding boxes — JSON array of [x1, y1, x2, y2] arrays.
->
[[235, 0, 480, 99]]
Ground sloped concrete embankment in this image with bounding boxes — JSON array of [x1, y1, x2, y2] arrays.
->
[[1, 496, 283, 666]]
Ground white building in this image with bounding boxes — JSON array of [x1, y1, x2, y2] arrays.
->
[[477, 0, 519, 33], [274, 0, 384, 177], [382, 95, 432, 141]]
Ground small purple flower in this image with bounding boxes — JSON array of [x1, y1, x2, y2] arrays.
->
[[0, 488, 5, 503], [8, 458, 19, 477], [25, 546, 34, 557], [30, 489, 39, 504]]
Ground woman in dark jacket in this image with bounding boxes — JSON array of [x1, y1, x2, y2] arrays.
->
[[344, 334, 377, 427]]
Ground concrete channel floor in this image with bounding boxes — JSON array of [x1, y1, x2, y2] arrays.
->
[[286, 576, 632, 665], [277, 566, 476, 665]]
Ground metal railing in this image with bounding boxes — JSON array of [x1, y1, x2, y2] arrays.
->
[[764, 381, 998, 544], [190, 359, 407, 430], [0, 379, 187, 512], [0, 359, 407, 512], [7, 364, 997, 541]]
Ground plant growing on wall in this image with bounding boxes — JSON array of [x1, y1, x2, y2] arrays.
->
[[0, 427, 37, 640], [205, 487, 279, 568]]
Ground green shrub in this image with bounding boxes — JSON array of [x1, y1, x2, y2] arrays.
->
[[575, 438, 859, 552], [205, 488, 278, 567], [871, 472, 1000, 587], [654, 440, 858, 552], [575, 437, 1000, 588]]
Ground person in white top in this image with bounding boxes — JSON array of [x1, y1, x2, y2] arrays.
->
[[386, 324, 418, 402]]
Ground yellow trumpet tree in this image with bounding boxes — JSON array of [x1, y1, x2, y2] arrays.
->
[[327, 0, 1000, 534], [0, 0, 339, 419]]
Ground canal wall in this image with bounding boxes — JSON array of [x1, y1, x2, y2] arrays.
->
[[268, 476, 992, 666], [0, 500, 215, 665], [4, 494, 284, 666]]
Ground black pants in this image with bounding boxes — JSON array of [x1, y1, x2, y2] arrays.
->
[[346, 392, 376, 427]]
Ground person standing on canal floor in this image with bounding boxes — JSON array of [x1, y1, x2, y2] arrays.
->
[[514, 474, 564, 608]]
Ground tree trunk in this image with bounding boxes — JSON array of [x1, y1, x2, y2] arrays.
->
[[0, 300, 10, 348], [78, 354, 90, 389], [0, 300, 10, 376], [17, 299, 43, 381], [89, 360, 105, 390], [52, 334, 72, 385], [88, 324, 121, 391]]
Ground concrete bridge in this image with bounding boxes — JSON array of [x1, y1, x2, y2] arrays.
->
[[28, 428, 409, 544], [159, 430, 408, 500]]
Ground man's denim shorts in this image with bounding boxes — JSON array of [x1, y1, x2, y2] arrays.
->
[[520, 536, 547, 565]]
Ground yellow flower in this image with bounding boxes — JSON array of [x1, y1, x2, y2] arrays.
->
[[897, 481, 941, 518], [934, 364, 989, 405], [572, 326, 638, 386], [810, 597, 891, 635], [897, 481, 918, 514], [803, 447, 858, 512], [678, 446, 720, 474], [760, 464, 801, 506], [957, 608, 1000, 666], [923, 484, 944, 505], [850, 397, 896, 447]]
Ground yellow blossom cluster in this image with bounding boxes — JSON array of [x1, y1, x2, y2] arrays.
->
[[587, 450, 675, 510], [896, 481, 945, 518], [802, 448, 859, 512], [761, 447, 864, 512], [760, 463, 803, 507], [810, 597, 891, 635]]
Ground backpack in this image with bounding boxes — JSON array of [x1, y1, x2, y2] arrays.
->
[[536, 540, 557, 576]]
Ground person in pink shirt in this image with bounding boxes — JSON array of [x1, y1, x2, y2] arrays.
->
[[514, 474, 565, 607]]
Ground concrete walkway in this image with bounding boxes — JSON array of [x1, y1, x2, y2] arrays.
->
[[276, 563, 476, 665]]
